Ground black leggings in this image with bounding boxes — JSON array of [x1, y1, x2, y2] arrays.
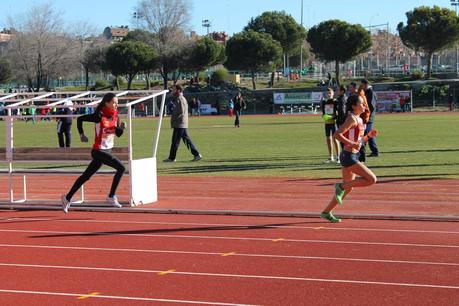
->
[[65, 149, 125, 201]]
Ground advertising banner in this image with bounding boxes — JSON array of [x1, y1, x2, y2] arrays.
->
[[199, 104, 217, 115], [274, 90, 412, 112], [273, 92, 324, 105], [375, 91, 411, 112]]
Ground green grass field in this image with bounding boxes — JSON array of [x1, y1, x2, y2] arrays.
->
[[0, 112, 458, 179]]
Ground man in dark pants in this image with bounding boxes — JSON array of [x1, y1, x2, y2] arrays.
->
[[335, 85, 347, 150], [233, 92, 246, 127], [335, 85, 347, 128], [361, 79, 379, 157], [164, 85, 202, 162], [57, 101, 74, 147]]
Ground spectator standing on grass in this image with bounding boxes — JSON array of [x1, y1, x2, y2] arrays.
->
[[189, 97, 196, 116], [138, 103, 145, 116], [321, 88, 340, 163], [361, 79, 379, 157], [335, 85, 347, 128], [448, 94, 454, 111], [25, 103, 36, 124], [163, 85, 202, 162], [40, 106, 46, 121], [57, 101, 74, 148], [45, 102, 52, 121], [233, 92, 246, 127], [228, 98, 234, 117], [327, 72, 332, 86], [30, 103, 37, 124], [195, 97, 201, 116]]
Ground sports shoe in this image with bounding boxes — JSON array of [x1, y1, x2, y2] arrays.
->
[[335, 183, 345, 205], [192, 154, 202, 161], [324, 157, 334, 163], [61, 194, 71, 213], [320, 212, 341, 223], [163, 158, 176, 162], [107, 196, 122, 208]]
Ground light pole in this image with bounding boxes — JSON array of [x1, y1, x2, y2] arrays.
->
[[202, 19, 211, 36], [300, 0, 304, 79], [451, 0, 459, 75], [133, 11, 143, 29], [368, 14, 379, 72]]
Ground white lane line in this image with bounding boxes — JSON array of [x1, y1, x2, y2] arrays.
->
[[0, 288, 253, 305], [0, 243, 457, 267], [0, 262, 457, 290], [0, 228, 457, 249], [3, 217, 459, 235]]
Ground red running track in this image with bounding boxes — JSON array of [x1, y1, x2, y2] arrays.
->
[[0, 210, 456, 305], [1, 176, 458, 218]]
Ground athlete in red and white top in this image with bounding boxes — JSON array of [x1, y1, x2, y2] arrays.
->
[[61, 93, 126, 213], [320, 94, 378, 223], [85, 104, 122, 150], [342, 113, 365, 152]]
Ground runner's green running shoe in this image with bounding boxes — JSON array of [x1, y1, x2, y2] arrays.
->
[[335, 183, 345, 204], [320, 212, 341, 223]]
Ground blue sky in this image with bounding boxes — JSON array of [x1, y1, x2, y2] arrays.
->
[[0, 0, 450, 36]]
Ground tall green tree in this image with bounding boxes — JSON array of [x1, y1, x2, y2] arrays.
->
[[307, 19, 371, 85], [288, 41, 309, 70], [81, 43, 109, 90], [105, 41, 157, 89], [184, 36, 226, 75], [397, 6, 459, 78], [226, 30, 282, 90], [123, 30, 159, 89], [123, 29, 155, 45], [0, 57, 12, 84], [245, 11, 306, 83]]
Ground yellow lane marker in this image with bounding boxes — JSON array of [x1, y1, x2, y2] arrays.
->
[[221, 252, 236, 257], [272, 238, 284, 242], [158, 269, 176, 276], [77, 292, 100, 299]]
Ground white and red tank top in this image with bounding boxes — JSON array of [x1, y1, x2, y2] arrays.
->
[[344, 114, 365, 144], [93, 110, 118, 150]]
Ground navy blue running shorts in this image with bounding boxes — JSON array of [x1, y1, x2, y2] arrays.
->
[[339, 150, 360, 168]]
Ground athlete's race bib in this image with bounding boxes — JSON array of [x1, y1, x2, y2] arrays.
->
[[101, 127, 115, 149], [324, 104, 334, 115]]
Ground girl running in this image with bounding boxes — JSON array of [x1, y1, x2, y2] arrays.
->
[[320, 94, 377, 223], [61, 92, 126, 213]]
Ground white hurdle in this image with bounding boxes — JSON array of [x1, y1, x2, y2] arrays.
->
[[1, 90, 168, 208]]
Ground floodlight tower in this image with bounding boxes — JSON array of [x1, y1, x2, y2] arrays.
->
[[202, 19, 211, 36], [133, 11, 143, 29], [451, 0, 459, 75]]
